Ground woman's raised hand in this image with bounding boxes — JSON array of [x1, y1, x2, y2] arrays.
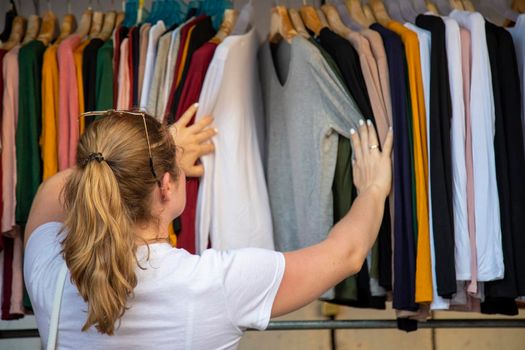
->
[[169, 104, 217, 177]]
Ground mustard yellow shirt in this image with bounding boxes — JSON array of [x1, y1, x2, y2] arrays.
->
[[387, 21, 432, 303], [40, 44, 59, 180]]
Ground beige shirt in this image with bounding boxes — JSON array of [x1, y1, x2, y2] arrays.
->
[[138, 23, 152, 101], [147, 31, 172, 119], [116, 38, 131, 109], [361, 29, 393, 127]]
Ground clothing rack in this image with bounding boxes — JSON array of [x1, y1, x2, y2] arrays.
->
[[1, 319, 525, 339]]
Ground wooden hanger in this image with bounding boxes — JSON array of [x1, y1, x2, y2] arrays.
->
[[56, 0, 76, 44], [76, 8, 93, 38], [210, 9, 238, 44], [321, 4, 351, 38], [95, 11, 116, 41], [449, 0, 465, 10], [37, 10, 58, 45], [269, 6, 297, 44], [288, 8, 310, 38], [512, 0, 525, 13], [89, 11, 105, 38], [23, 15, 41, 44], [299, 5, 326, 36], [346, 0, 373, 27], [1, 16, 26, 50], [369, 0, 392, 26], [426, 1, 441, 14], [56, 12, 77, 44], [316, 8, 330, 28], [462, 0, 475, 11], [362, 4, 377, 22]]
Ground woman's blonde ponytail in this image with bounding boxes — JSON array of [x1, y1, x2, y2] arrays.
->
[[61, 112, 179, 335]]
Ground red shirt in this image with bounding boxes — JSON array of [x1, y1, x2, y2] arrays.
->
[[174, 42, 218, 254]]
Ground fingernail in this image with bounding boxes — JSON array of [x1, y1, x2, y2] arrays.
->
[[194, 102, 199, 108], [214, 128, 219, 133], [359, 119, 364, 126], [389, 126, 393, 131], [350, 128, 356, 135], [367, 119, 372, 126]]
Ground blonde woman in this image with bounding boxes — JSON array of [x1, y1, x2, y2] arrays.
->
[[24, 105, 392, 349]]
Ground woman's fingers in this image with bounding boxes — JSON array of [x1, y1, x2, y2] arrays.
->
[[177, 103, 199, 128], [195, 127, 217, 143], [198, 142, 216, 157], [366, 119, 380, 153], [187, 164, 205, 177], [358, 119, 369, 157], [189, 115, 214, 133], [350, 127, 362, 162]]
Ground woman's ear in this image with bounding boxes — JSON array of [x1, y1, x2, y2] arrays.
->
[[160, 172, 172, 201]]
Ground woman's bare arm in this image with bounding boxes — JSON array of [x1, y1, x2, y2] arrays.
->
[[271, 120, 393, 317]]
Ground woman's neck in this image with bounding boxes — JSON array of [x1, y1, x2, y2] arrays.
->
[[133, 221, 170, 245]]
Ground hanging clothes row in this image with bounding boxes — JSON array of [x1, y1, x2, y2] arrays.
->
[[0, 0, 243, 321], [259, 0, 525, 331]]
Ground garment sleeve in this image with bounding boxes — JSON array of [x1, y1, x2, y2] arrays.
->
[[309, 44, 363, 139], [218, 248, 285, 331], [23, 221, 64, 306]]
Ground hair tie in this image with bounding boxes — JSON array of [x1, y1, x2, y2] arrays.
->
[[85, 152, 105, 165]]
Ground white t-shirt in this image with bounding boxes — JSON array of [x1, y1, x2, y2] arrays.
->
[[24, 222, 285, 350], [195, 28, 274, 253]]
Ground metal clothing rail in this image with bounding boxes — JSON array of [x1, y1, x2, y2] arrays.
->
[[2, 319, 525, 338]]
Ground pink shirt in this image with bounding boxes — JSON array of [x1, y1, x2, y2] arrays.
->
[[460, 27, 478, 295], [117, 38, 131, 110], [57, 34, 81, 169], [1, 46, 20, 234]]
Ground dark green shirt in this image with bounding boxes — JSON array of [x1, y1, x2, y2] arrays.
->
[[95, 39, 114, 111], [16, 40, 46, 225]]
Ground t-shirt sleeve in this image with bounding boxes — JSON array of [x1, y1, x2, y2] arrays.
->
[[308, 40, 364, 139], [218, 248, 285, 331], [23, 222, 64, 308]]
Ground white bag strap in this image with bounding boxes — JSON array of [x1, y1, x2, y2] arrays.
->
[[47, 262, 68, 350]]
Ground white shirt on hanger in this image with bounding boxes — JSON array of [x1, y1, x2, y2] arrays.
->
[[140, 20, 166, 112], [195, 27, 274, 253], [442, 16, 471, 283], [449, 10, 504, 282]]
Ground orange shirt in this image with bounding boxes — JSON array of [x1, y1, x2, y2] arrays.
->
[[74, 40, 91, 135], [40, 44, 59, 180], [387, 21, 432, 303]]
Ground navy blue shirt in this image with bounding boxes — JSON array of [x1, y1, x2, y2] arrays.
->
[[371, 23, 418, 312]]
